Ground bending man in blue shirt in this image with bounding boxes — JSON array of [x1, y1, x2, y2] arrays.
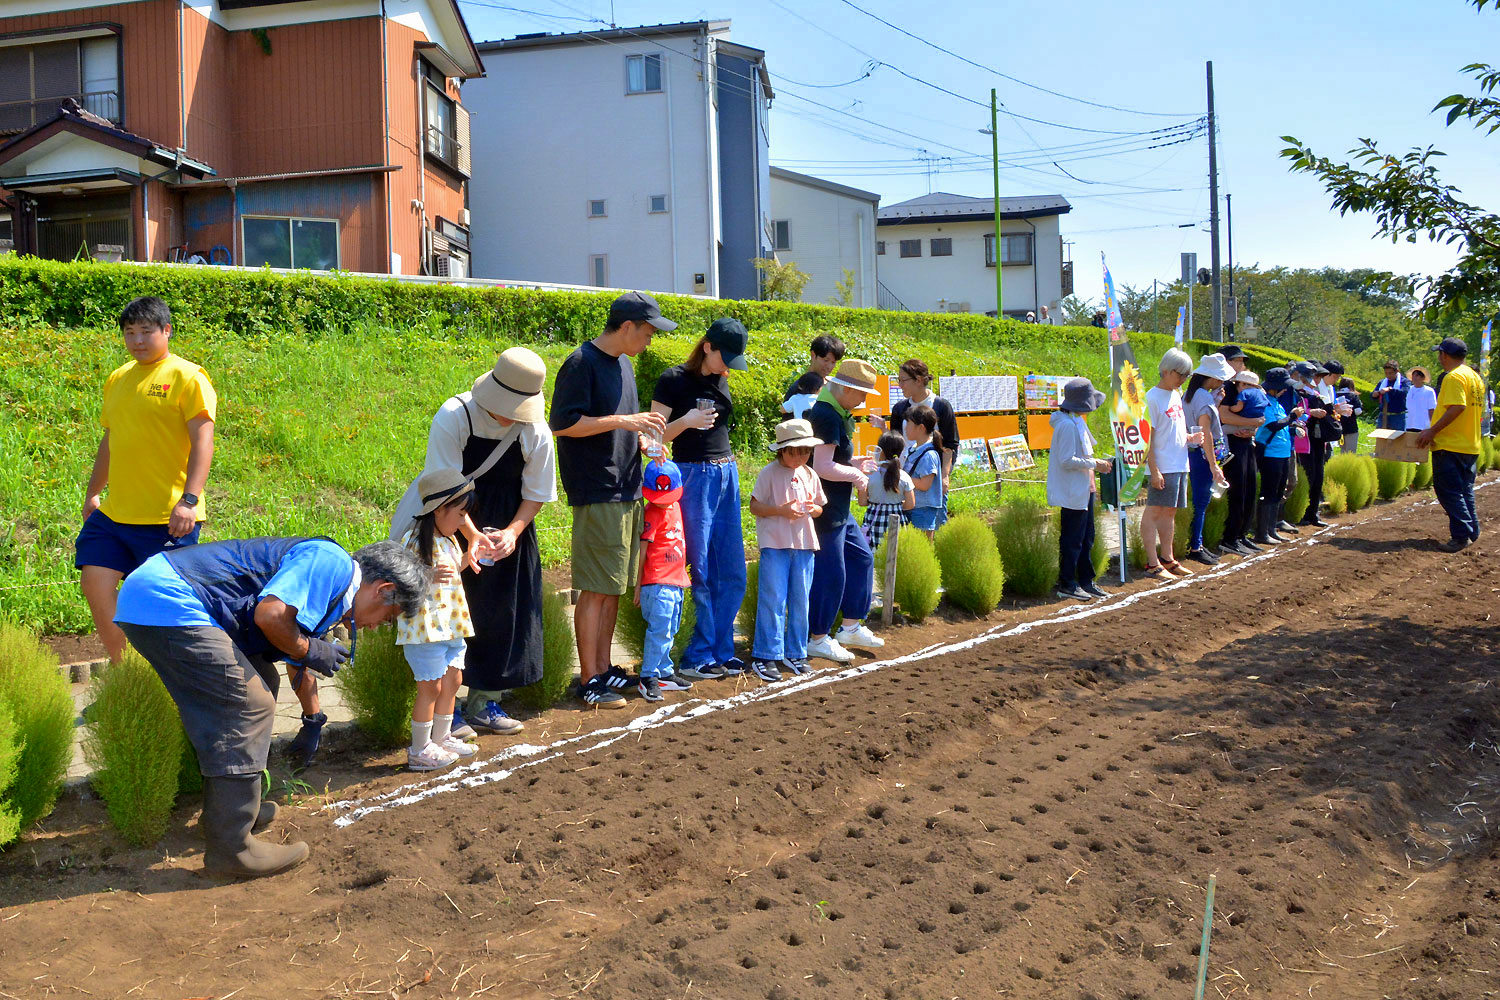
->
[[114, 537, 428, 878]]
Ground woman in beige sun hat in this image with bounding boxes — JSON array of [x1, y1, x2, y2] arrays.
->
[[409, 345, 558, 737]]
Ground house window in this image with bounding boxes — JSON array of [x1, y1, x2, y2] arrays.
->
[[625, 53, 663, 94], [588, 199, 607, 218], [423, 64, 460, 170], [772, 220, 791, 251], [242, 217, 339, 271], [930, 238, 952, 257], [589, 254, 608, 287], [899, 239, 921, 258], [0, 35, 121, 134], [649, 194, 669, 214], [875, 240, 885, 256], [984, 232, 1034, 267]]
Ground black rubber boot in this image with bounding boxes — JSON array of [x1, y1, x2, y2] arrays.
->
[[201, 774, 309, 879], [1255, 504, 1281, 545], [198, 795, 276, 838], [287, 712, 328, 770]]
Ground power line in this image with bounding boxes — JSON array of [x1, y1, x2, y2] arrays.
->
[[772, 62, 878, 88]]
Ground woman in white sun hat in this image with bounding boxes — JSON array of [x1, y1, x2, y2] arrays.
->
[[1183, 352, 1234, 566]]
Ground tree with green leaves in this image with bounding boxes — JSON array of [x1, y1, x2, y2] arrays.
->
[[1280, 0, 1500, 321]]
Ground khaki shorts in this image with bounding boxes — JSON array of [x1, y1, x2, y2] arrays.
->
[[571, 501, 643, 596]]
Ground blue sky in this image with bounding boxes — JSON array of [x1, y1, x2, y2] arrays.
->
[[457, 0, 1499, 306]]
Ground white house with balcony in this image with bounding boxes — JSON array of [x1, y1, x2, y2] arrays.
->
[[874, 192, 1071, 318], [463, 20, 773, 299], [767, 166, 878, 308]]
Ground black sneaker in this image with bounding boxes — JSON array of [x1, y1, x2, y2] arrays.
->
[[1217, 538, 1246, 556], [1081, 582, 1110, 600], [748, 658, 782, 682], [658, 671, 694, 691], [780, 658, 811, 676], [581, 675, 626, 709], [1187, 547, 1219, 566], [1439, 537, 1474, 553], [1238, 537, 1263, 552], [637, 676, 664, 702], [1277, 520, 1300, 534], [602, 664, 632, 689], [719, 657, 747, 677]]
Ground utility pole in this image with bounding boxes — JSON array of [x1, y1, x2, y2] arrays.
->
[[1226, 193, 1235, 341], [1153, 278, 1159, 334], [991, 88, 1004, 320], [1206, 60, 1223, 341]]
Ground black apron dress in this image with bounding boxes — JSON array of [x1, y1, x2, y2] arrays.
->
[[458, 414, 544, 692]]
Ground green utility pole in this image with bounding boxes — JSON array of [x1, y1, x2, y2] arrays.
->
[[991, 88, 1003, 319]]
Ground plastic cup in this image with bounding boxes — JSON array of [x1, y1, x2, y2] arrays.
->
[[478, 526, 500, 566]]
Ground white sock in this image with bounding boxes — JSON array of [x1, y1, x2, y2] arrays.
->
[[432, 712, 453, 745], [411, 720, 433, 754]]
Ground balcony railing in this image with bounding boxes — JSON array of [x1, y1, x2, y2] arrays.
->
[[0, 90, 121, 134], [424, 124, 461, 170]]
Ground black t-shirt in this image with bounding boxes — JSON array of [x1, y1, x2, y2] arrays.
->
[[808, 398, 854, 532], [784, 370, 825, 401], [652, 364, 732, 463], [892, 394, 961, 466], [548, 340, 642, 506]]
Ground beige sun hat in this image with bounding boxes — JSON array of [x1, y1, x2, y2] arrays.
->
[[472, 346, 546, 423], [415, 468, 475, 515], [769, 418, 823, 451], [1231, 369, 1260, 386], [827, 358, 880, 395]]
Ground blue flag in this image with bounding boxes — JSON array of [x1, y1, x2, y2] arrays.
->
[[1102, 254, 1125, 344]]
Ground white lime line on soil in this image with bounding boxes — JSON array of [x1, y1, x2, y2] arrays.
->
[[325, 483, 1492, 827]]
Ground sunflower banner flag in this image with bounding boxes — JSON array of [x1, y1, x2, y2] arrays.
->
[[1103, 255, 1150, 504], [1174, 305, 1186, 345]]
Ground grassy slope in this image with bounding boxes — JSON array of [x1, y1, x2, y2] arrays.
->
[[1, 317, 1173, 634]]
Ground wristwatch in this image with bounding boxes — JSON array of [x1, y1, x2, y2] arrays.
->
[[179, 492, 200, 507]]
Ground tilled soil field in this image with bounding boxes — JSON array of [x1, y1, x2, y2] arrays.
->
[[4, 483, 1500, 1000]]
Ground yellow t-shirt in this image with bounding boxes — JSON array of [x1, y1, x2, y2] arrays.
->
[[1431, 362, 1484, 456], [99, 353, 217, 524]]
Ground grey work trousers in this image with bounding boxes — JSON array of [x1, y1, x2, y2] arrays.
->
[[119, 623, 279, 777]]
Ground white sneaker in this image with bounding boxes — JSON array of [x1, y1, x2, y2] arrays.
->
[[440, 735, 478, 758], [407, 741, 459, 771], [806, 635, 855, 663], [835, 622, 885, 650]]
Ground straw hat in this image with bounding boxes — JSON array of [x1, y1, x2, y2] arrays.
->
[[415, 468, 474, 515], [769, 418, 822, 451], [472, 346, 546, 423], [827, 359, 879, 395]]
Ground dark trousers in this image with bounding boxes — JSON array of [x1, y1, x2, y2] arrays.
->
[[1224, 436, 1258, 541], [1298, 446, 1326, 521], [809, 520, 874, 635], [1058, 497, 1097, 590], [1431, 449, 1480, 543], [118, 623, 278, 777], [1257, 455, 1289, 505]]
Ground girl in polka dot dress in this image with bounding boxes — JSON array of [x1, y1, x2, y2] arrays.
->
[[397, 468, 484, 771]]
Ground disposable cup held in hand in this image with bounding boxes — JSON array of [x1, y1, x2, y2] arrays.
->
[[478, 526, 500, 566], [645, 429, 664, 458]]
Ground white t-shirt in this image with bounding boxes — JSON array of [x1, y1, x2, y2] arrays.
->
[[1145, 385, 1189, 474], [1405, 385, 1438, 430]]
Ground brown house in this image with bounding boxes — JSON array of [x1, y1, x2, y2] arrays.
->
[[0, 0, 482, 275]]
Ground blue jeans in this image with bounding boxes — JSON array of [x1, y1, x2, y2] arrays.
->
[[809, 521, 874, 637], [1188, 450, 1214, 550], [1378, 411, 1406, 431], [677, 461, 747, 668], [639, 583, 685, 679], [1431, 450, 1480, 543], [753, 547, 816, 662]]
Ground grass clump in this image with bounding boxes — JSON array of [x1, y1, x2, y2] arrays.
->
[[874, 526, 941, 622], [738, 561, 759, 645], [0, 705, 21, 848], [1326, 454, 1373, 511], [1325, 480, 1350, 515], [1284, 474, 1311, 524], [616, 588, 697, 665], [1373, 459, 1412, 500], [510, 588, 576, 711], [1357, 455, 1380, 508], [338, 625, 415, 749], [1481, 438, 1497, 473], [1091, 504, 1111, 579], [1413, 455, 1434, 489], [993, 495, 1059, 597], [934, 515, 1005, 614], [82, 649, 186, 846], [1202, 495, 1229, 551], [0, 621, 74, 835]]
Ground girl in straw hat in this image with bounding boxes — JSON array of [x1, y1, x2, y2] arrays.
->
[[397, 469, 484, 771]]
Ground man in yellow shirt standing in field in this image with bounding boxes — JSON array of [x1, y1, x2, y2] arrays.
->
[[1416, 336, 1485, 552], [75, 296, 216, 662]]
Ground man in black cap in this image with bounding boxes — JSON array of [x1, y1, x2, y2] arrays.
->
[[550, 291, 674, 708], [1417, 337, 1485, 551]]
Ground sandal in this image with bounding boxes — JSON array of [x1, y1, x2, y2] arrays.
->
[[1143, 563, 1173, 581], [1162, 559, 1194, 578]]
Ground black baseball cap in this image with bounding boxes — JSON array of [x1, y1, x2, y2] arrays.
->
[[1324, 359, 1345, 375], [1219, 345, 1246, 360], [1263, 366, 1293, 392], [1433, 336, 1468, 358], [705, 317, 749, 370], [607, 290, 677, 331]]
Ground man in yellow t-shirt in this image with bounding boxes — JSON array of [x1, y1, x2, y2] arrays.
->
[[1416, 337, 1484, 552], [74, 296, 217, 662]]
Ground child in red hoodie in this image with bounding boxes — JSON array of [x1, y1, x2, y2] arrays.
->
[[634, 458, 694, 702]]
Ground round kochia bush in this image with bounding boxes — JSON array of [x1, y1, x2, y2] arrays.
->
[[1326, 454, 1373, 511], [339, 625, 416, 749], [1373, 458, 1411, 500], [874, 525, 941, 622], [934, 514, 1005, 614], [0, 622, 74, 838], [510, 587, 576, 711], [993, 495, 1059, 597], [82, 649, 186, 846]]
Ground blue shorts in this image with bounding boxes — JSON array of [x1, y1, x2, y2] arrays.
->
[[908, 506, 948, 532], [402, 638, 468, 682], [74, 509, 201, 575]]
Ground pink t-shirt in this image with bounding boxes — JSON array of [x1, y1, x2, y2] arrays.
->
[[752, 460, 826, 551]]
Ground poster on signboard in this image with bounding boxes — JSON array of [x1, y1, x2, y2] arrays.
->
[[986, 434, 1035, 473], [940, 375, 1019, 413], [956, 438, 992, 470], [1024, 375, 1074, 410]]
